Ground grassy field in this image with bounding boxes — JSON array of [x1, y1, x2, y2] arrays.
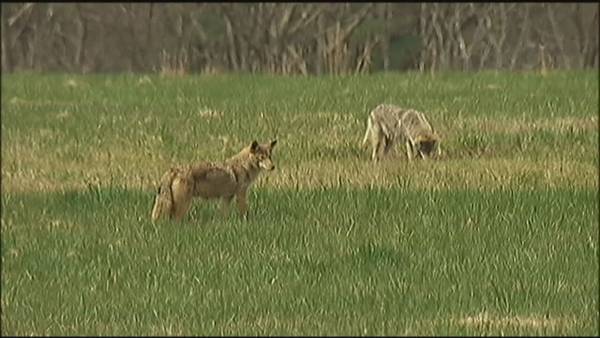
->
[[1, 71, 598, 335]]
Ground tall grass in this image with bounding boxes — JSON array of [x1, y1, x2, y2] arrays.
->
[[1, 71, 598, 335], [1, 187, 597, 335]]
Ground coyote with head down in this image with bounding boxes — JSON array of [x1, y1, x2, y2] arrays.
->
[[361, 104, 441, 161], [151, 139, 277, 222]]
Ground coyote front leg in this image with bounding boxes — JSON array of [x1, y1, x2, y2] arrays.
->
[[221, 196, 234, 218], [236, 189, 249, 219]]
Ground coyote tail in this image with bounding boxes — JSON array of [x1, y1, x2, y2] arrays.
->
[[151, 169, 177, 221]]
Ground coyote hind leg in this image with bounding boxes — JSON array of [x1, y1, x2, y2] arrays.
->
[[368, 124, 386, 162], [361, 118, 373, 150], [405, 141, 414, 161], [171, 177, 193, 221]]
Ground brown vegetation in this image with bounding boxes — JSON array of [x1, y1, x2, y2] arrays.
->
[[2, 3, 598, 74]]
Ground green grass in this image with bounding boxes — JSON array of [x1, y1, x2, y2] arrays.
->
[[1, 71, 599, 335], [1, 188, 597, 335]]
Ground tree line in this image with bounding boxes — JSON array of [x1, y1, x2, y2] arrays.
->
[[2, 3, 598, 74]]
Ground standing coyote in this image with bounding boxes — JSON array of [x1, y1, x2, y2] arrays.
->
[[151, 139, 277, 222], [361, 104, 441, 161]]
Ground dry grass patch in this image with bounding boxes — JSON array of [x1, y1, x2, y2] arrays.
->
[[2, 151, 596, 193], [451, 116, 598, 135], [259, 157, 596, 190], [455, 312, 577, 331]]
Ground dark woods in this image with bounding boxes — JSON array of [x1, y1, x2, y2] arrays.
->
[[2, 3, 598, 74]]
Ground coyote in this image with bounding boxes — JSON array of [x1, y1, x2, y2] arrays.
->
[[361, 104, 440, 161], [151, 139, 277, 222]]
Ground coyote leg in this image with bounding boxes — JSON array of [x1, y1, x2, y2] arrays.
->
[[236, 190, 249, 219], [171, 177, 193, 221], [405, 141, 414, 162], [221, 196, 234, 218]]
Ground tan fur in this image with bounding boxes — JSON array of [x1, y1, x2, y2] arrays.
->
[[361, 104, 441, 161], [151, 140, 277, 222], [399, 109, 441, 160]]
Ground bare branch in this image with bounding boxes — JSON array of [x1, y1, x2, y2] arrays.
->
[[8, 2, 34, 26]]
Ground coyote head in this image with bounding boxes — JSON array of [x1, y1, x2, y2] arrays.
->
[[415, 133, 440, 159], [250, 139, 277, 171]]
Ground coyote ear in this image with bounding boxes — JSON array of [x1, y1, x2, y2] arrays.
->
[[270, 139, 277, 149], [250, 140, 259, 153]]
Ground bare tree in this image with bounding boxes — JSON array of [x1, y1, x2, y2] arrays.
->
[[0, 3, 597, 74]]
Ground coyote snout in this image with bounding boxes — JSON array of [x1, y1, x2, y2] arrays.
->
[[151, 139, 278, 222], [257, 153, 276, 171]]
